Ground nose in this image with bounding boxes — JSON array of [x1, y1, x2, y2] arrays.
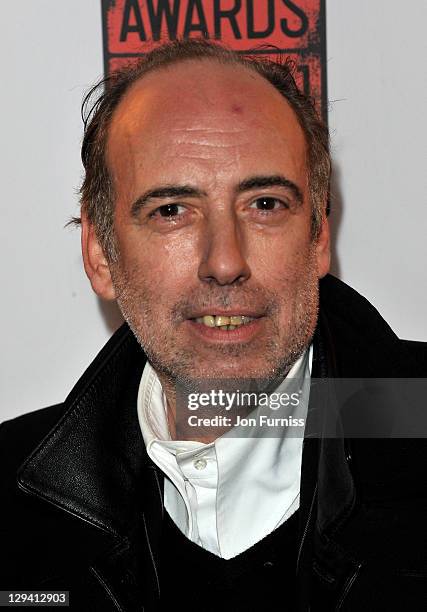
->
[[198, 214, 251, 285]]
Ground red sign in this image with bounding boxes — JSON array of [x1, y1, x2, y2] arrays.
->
[[102, 0, 326, 116]]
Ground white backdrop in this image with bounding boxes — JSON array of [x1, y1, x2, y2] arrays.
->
[[1, 1, 426, 421]]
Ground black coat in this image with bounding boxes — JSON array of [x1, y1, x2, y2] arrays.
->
[[1, 275, 427, 611]]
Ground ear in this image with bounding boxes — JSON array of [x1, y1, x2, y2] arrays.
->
[[315, 213, 331, 279], [81, 211, 116, 300]]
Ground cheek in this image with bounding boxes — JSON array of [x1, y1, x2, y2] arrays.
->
[[115, 228, 200, 296], [245, 225, 313, 284]]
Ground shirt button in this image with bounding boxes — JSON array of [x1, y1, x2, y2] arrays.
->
[[193, 459, 207, 470]]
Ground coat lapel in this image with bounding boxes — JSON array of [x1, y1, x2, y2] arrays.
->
[[17, 325, 164, 608]]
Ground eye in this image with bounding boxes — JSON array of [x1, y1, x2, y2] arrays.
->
[[149, 203, 186, 219], [249, 197, 289, 211]]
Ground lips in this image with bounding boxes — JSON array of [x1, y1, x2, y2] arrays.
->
[[185, 309, 265, 343]]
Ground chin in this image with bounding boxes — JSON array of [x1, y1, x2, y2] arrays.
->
[[184, 354, 287, 385], [195, 360, 260, 380]]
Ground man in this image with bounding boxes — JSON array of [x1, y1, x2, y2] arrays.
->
[[1, 39, 426, 610]]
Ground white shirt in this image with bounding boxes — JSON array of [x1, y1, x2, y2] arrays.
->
[[137, 346, 312, 559]]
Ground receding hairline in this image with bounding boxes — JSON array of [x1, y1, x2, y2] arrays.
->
[[106, 55, 308, 169], [110, 55, 300, 121]]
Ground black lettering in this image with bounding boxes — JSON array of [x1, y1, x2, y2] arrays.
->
[[280, 0, 308, 38], [146, 0, 180, 41], [296, 64, 310, 95], [120, 0, 146, 41], [247, 0, 275, 39], [214, 0, 242, 39], [183, 0, 209, 38]]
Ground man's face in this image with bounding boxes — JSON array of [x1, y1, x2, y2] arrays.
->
[[104, 60, 329, 386]]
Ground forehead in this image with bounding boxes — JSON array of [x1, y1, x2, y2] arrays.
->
[[107, 59, 307, 189]]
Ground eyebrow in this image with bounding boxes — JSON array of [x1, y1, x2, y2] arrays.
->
[[131, 185, 207, 217], [237, 175, 303, 205], [130, 174, 303, 217]]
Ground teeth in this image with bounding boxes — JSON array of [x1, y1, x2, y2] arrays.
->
[[195, 315, 255, 328]]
